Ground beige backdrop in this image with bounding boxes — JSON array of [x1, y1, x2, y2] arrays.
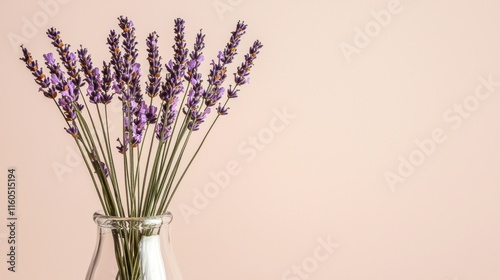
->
[[1, 0, 500, 279]]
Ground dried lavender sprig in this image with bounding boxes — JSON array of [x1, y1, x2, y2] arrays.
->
[[158, 19, 189, 127], [220, 21, 247, 64], [77, 46, 93, 78], [107, 30, 122, 83], [173, 18, 188, 85], [234, 40, 263, 86], [200, 22, 247, 120], [46, 28, 82, 86], [102, 61, 113, 94], [20, 46, 51, 96], [146, 32, 162, 98], [155, 19, 189, 145], [64, 121, 79, 138], [217, 40, 264, 114], [186, 30, 205, 81], [118, 16, 138, 66], [77, 47, 114, 104]]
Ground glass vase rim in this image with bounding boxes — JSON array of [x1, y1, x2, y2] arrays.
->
[[92, 211, 173, 227]]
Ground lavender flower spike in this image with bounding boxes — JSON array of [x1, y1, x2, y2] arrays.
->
[[46, 28, 81, 85], [185, 30, 205, 81], [187, 107, 211, 131], [220, 21, 247, 65], [107, 30, 122, 83], [216, 103, 229, 115], [146, 32, 162, 98], [64, 123, 79, 138], [20, 46, 51, 95], [234, 40, 263, 86], [118, 16, 138, 66], [173, 18, 188, 80]]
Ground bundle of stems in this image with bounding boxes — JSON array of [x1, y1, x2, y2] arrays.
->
[[20, 16, 263, 219]]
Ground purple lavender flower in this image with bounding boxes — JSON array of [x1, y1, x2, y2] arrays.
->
[[20, 46, 51, 94], [117, 16, 140, 98], [118, 16, 138, 65], [219, 21, 247, 65], [173, 18, 188, 79], [107, 30, 122, 83], [99, 62, 115, 104], [216, 103, 229, 115], [159, 19, 188, 103], [131, 111, 147, 147], [43, 53, 65, 81], [207, 59, 227, 87], [77, 47, 111, 105], [87, 83, 101, 104], [117, 98, 149, 151], [46, 28, 81, 85], [64, 123, 79, 138], [43, 52, 56, 67], [160, 61, 179, 101], [101, 92, 114, 104], [227, 85, 239, 99], [60, 81, 78, 102], [146, 32, 162, 98], [77, 47, 105, 104], [155, 122, 169, 142], [130, 63, 142, 100], [185, 30, 205, 81], [101, 162, 109, 178], [146, 105, 158, 124], [205, 21, 248, 95], [187, 108, 210, 131], [203, 85, 225, 107], [184, 73, 204, 112], [116, 136, 128, 154], [43, 53, 68, 102], [102, 62, 112, 92], [185, 88, 200, 111], [234, 40, 263, 86], [77, 47, 93, 78], [155, 99, 179, 142], [58, 80, 83, 121]]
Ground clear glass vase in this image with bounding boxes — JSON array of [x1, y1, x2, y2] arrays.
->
[[86, 212, 183, 280]]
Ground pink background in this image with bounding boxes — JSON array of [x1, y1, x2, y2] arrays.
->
[[2, 0, 500, 279]]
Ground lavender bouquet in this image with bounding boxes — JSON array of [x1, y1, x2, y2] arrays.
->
[[20, 16, 262, 279]]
